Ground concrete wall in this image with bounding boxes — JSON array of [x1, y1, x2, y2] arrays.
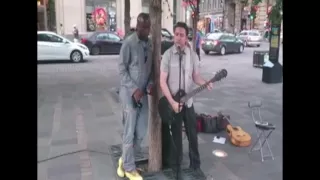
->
[[176, 0, 186, 23], [162, 0, 174, 34], [129, 0, 142, 28], [55, 0, 180, 35], [55, 0, 86, 35]]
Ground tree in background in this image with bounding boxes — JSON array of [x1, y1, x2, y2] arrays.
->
[[182, 0, 200, 51], [251, 0, 282, 26], [267, 0, 282, 25], [124, 0, 131, 36], [148, 0, 162, 172], [253, 0, 282, 51]]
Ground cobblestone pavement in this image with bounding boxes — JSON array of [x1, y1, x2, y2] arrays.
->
[[38, 43, 282, 180]]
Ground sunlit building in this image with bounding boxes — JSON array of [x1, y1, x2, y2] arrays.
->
[[53, 0, 186, 36]]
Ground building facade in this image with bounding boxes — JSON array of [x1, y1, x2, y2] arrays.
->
[[195, 0, 276, 34], [54, 0, 186, 36], [197, 0, 243, 34], [198, 0, 224, 34], [38, 0, 48, 31], [240, 0, 277, 31]]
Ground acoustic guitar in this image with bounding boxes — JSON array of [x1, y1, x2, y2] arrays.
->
[[158, 69, 228, 124], [218, 112, 251, 147]]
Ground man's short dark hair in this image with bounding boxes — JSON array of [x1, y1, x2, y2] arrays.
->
[[174, 22, 189, 35]]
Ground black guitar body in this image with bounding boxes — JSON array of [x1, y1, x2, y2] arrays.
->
[[158, 89, 186, 125], [158, 69, 228, 125]]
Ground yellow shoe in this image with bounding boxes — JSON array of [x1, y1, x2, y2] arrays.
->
[[116, 157, 125, 177], [124, 170, 143, 180]]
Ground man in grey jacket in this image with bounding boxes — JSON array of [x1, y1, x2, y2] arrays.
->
[[117, 13, 153, 180]]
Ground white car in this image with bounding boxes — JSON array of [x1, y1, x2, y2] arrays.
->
[[237, 30, 262, 47], [37, 31, 90, 62]]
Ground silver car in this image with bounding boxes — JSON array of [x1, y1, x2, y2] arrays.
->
[[237, 30, 262, 47]]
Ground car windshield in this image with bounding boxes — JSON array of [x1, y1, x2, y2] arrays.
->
[[207, 33, 222, 40]]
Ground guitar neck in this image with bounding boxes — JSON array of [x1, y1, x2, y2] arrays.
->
[[181, 79, 217, 103]]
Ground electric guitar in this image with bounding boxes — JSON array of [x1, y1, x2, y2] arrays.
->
[[158, 69, 228, 124]]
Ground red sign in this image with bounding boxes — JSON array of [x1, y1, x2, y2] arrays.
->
[[92, 8, 107, 26]]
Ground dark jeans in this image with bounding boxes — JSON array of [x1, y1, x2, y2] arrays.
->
[[162, 105, 200, 169], [196, 48, 201, 61]]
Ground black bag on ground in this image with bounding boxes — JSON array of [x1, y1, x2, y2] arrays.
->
[[197, 113, 229, 133]]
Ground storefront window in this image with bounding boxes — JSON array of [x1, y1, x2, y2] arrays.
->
[[85, 0, 117, 32]]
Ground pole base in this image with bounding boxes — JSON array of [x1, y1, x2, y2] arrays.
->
[[262, 62, 283, 84]]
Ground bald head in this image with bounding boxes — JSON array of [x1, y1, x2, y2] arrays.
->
[[136, 13, 151, 41], [137, 13, 150, 24]]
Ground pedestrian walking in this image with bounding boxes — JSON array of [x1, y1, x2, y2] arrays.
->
[[73, 24, 79, 43]]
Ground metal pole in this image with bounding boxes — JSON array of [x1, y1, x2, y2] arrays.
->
[[240, 2, 244, 31], [221, 0, 225, 30]]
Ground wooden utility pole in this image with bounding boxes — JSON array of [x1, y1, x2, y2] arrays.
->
[[148, 0, 162, 172], [124, 0, 131, 36]]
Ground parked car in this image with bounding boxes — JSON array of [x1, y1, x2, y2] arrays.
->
[[205, 29, 222, 38], [201, 33, 244, 55], [81, 31, 123, 55], [237, 30, 262, 47], [37, 31, 90, 62], [161, 28, 174, 40], [125, 28, 174, 55]]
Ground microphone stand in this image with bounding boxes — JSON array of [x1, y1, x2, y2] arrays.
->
[[169, 45, 183, 180], [176, 47, 183, 180]]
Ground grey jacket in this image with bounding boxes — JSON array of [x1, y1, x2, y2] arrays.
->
[[118, 33, 153, 106]]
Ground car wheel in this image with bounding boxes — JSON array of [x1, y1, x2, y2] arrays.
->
[[257, 44, 260, 47], [204, 51, 209, 55], [91, 46, 100, 55], [70, 50, 83, 63], [238, 45, 244, 53], [220, 46, 226, 55]]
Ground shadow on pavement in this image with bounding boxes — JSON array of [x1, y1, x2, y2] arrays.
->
[[37, 60, 90, 64]]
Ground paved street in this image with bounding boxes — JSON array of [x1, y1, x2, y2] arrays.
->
[[38, 42, 282, 180]]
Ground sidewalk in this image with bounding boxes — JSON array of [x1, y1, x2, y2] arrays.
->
[[38, 55, 282, 180]]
